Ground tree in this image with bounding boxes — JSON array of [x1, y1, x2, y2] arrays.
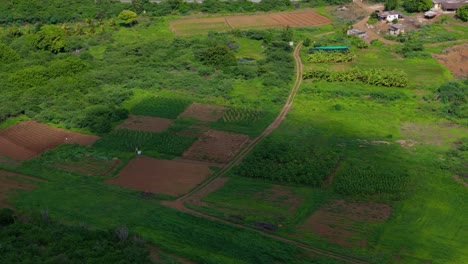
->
[[32, 25, 65, 53], [118, 10, 138, 27], [0, 42, 20, 63], [385, 0, 398, 10], [403, 0, 432, 12], [456, 4, 468, 21], [201, 45, 237, 68]]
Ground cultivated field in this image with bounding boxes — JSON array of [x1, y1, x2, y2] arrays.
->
[[0, 170, 45, 207], [300, 200, 392, 247], [106, 156, 213, 196], [54, 158, 121, 177], [432, 43, 468, 78], [178, 103, 226, 123], [182, 130, 249, 163], [116, 115, 173, 133], [169, 9, 330, 36], [0, 121, 99, 160]]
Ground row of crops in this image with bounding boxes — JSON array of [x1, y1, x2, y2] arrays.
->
[[303, 68, 408, 87], [333, 164, 410, 198], [94, 129, 197, 156], [308, 51, 356, 63], [233, 139, 339, 186]]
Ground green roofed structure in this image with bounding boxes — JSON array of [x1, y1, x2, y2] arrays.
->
[[309, 46, 349, 53]]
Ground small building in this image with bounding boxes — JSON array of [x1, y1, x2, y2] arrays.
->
[[432, 0, 468, 10], [377, 10, 403, 22], [346, 28, 368, 39], [389, 24, 405, 35]]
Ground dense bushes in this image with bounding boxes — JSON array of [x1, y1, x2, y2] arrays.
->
[[456, 4, 468, 21], [437, 80, 468, 119], [0, 42, 20, 63], [0, 214, 152, 263], [308, 51, 356, 63], [303, 68, 408, 87], [234, 138, 339, 186]]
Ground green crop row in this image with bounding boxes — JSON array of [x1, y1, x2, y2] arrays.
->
[[131, 97, 191, 119], [308, 51, 356, 63], [303, 68, 408, 87], [93, 129, 196, 156]]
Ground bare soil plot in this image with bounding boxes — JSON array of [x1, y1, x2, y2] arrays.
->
[[117, 115, 173, 133], [54, 158, 121, 177], [183, 130, 249, 163], [300, 200, 391, 247], [0, 121, 99, 160], [178, 103, 226, 123], [106, 156, 213, 196], [432, 44, 468, 78], [0, 170, 45, 207], [170, 10, 330, 36]]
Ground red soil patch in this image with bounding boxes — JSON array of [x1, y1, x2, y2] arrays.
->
[[300, 200, 391, 247], [0, 121, 99, 160], [178, 103, 226, 123], [106, 156, 213, 196], [182, 130, 249, 164], [0, 170, 45, 207], [116, 115, 173, 133], [432, 44, 468, 79], [54, 158, 121, 177]]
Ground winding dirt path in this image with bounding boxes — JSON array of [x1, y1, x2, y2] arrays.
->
[[161, 43, 368, 264]]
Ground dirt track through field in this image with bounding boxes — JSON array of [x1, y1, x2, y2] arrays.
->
[[161, 43, 368, 264]]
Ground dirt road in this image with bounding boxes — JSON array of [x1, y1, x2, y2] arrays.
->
[[352, 1, 396, 44], [161, 43, 369, 264]]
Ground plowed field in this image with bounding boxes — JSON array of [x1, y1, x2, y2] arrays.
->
[[300, 200, 391, 247], [116, 115, 173, 133], [182, 130, 249, 164], [0, 170, 45, 207], [0, 121, 99, 160], [179, 103, 226, 123], [170, 9, 330, 36], [106, 156, 213, 196]]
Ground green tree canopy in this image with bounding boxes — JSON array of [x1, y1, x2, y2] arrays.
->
[[456, 4, 468, 21], [201, 45, 237, 68], [118, 10, 138, 26], [385, 0, 398, 10], [403, 0, 433, 12], [0, 42, 20, 63], [32, 25, 66, 53]]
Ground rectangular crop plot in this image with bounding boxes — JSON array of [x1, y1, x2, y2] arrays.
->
[[116, 115, 173, 133], [0, 170, 45, 207], [183, 130, 249, 164], [106, 156, 213, 196], [93, 129, 197, 157], [170, 17, 230, 36], [300, 200, 391, 247], [0, 121, 99, 160], [131, 97, 191, 119], [178, 103, 226, 123], [54, 158, 121, 177]]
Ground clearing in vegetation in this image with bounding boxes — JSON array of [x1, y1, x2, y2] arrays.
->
[[432, 43, 468, 78], [106, 156, 213, 196], [0, 121, 99, 160], [182, 130, 249, 164], [0, 170, 45, 207], [178, 103, 226, 123], [300, 200, 392, 248], [116, 115, 173, 133], [170, 10, 330, 36]]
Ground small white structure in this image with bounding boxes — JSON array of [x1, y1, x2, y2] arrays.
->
[[377, 11, 403, 22], [389, 24, 405, 35], [289, 41, 294, 46]]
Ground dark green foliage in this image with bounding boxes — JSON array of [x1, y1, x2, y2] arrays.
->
[[47, 57, 88, 78], [457, 137, 468, 151], [437, 80, 468, 119], [32, 25, 66, 53], [234, 138, 339, 186], [0, 219, 152, 263], [0, 208, 15, 227], [0, 43, 20, 63], [403, 0, 433, 12], [303, 68, 409, 87], [456, 4, 468, 21], [334, 164, 409, 197], [77, 105, 128, 134], [131, 97, 191, 119], [201, 45, 237, 68], [385, 0, 398, 10], [94, 129, 196, 156]]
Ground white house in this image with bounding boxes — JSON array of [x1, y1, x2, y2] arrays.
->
[[377, 11, 403, 22]]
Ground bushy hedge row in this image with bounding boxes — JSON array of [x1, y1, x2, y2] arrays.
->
[[308, 51, 356, 63], [303, 68, 408, 87]]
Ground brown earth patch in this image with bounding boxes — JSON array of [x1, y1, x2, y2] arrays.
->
[[0, 121, 99, 160], [400, 123, 464, 146], [106, 156, 213, 196], [116, 115, 173, 133], [0, 170, 45, 207], [182, 130, 249, 164], [300, 200, 391, 247], [178, 103, 226, 123], [432, 44, 468, 79]]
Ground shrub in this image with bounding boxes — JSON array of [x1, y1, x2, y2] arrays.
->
[[0, 208, 15, 227], [0, 42, 20, 63], [456, 4, 468, 21]]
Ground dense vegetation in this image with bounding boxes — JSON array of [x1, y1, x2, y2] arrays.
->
[[303, 68, 409, 87], [0, 208, 152, 263], [308, 50, 356, 63]]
